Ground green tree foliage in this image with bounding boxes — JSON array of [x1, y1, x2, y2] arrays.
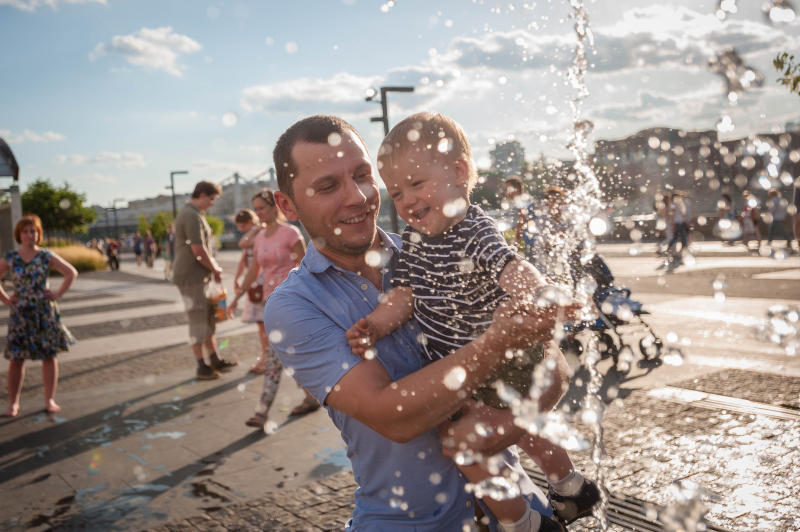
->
[[21, 179, 96, 236], [137, 215, 150, 237], [205, 215, 224, 238], [774, 52, 800, 97], [147, 211, 173, 242]]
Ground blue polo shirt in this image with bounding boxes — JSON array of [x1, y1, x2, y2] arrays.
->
[[264, 229, 550, 531]]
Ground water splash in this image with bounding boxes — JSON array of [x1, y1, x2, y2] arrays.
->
[[764, 0, 796, 23], [715, 0, 738, 20], [754, 305, 799, 355], [708, 48, 764, 102]]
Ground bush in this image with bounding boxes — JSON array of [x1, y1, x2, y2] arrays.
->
[[50, 245, 107, 272], [43, 237, 73, 248]]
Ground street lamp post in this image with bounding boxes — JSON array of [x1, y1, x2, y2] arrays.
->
[[112, 198, 124, 239], [168, 170, 188, 219], [365, 86, 414, 233]]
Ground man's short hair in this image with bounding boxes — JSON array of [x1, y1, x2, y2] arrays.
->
[[544, 185, 566, 200], [378, 111, 477, 191], [14, 214, 44, 244], [191, 181, 222, 199], [273, 115, 366, 198], [504, 176, 524, 194]]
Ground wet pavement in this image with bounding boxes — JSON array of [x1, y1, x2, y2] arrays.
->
[[1, 243, 798, 531]]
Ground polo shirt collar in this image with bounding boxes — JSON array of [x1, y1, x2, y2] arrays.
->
[[303, 228, 398, 274]]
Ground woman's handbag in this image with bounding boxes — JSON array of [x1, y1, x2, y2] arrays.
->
[[247, 284, 264, 303]]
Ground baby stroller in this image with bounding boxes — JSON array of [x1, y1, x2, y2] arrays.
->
[[559, 254, 664, 370]]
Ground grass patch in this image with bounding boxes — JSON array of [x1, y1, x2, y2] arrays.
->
[[50, 245, 107, 272]]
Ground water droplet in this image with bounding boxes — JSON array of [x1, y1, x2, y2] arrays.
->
[[663, 347, 685, 366], [589, 217, 608, 236], [268, 329, 284, 343], [285, 42, 298, 54], [716, 115, 734, 133], [333, 227, 342, 235], [442, 198, 467, 218], [222, 112, 237, 127], [437, 137, 453, 154], [429, 472, 442, 485], [443, 366, 466, 390], [327, 132, 342, 147]]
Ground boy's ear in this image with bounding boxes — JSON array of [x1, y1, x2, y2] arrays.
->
[[274, 191, 299, 222], [453, 157, 471, 187]]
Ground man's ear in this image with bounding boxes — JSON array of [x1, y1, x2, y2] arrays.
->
[[274, 191, 299, 222]]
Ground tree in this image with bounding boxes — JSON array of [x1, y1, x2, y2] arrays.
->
[[21, 179, 96, 236], [206, 215, 224, 238], [774, 52, 800, 97]]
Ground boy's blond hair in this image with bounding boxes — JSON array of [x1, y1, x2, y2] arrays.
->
[[378, 111, 477, 193]]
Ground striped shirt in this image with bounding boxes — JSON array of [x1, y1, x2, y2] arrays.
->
[[393, 205, 519, 361]]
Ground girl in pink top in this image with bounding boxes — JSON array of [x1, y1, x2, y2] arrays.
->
[[230, 189, 318, 427]]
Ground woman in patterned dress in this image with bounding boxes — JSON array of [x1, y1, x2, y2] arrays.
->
[[1, 215, 77, 417]]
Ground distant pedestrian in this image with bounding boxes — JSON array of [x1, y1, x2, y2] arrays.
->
[[229, 208, 269, 373], [163, 224, 175, 281], [106, 238, 120, 270], [766, 189, 791, 247], [740, 190, 761, 252], [0, 215, 77, 417], [228, 188, 316, 428], [172, 181, 236, 380], [666, 191, 690, 260], [144, 230, 156, 268], [794, 183, 800, 251], [656, 190, 674, 256], [133, 232, 143, 266]]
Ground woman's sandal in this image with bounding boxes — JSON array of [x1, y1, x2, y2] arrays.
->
[[290, 397, 320, 417], [245, 411, 268, 428], [248, 358, 267, 374]]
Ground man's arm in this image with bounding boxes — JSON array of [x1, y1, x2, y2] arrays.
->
[[327, 300, 565, 443], [190, 244, 222, 282]]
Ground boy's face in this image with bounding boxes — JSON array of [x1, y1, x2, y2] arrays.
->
[[380, 147, 469, 237], [235, 220, 254, 233]]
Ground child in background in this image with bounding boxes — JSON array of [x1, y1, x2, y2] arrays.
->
[[346, 112, 599, 531], [231, 209, 269, 374]]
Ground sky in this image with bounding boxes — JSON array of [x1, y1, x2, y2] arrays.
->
[[1, 0, 798, 207]]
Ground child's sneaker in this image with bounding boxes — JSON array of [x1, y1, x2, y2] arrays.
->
[[548, 478, 601, 525], [538, 515, 567, 531]]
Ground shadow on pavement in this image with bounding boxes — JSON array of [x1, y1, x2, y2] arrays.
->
[[42, 430, 268, 531], [0, 375, 253, 485], [562, 357, 663, 411]]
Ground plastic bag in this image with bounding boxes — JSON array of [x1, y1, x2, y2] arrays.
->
[[206, 281, 228, 322]]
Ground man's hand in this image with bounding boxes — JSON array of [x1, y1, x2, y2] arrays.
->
[[345, 318, 379, 357]]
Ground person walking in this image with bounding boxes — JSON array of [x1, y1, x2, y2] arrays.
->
[[228, 189, 317, 428], [766, 189, 791, 248], [133, 232, 143, 266], [172, 181, 236, 380], [741, 190, 762, 252], [1, 215, 77, 417]]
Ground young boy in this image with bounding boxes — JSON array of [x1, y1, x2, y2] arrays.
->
[[345, 112, 599, 531]]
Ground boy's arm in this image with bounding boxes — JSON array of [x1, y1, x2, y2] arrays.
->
[[233, 252, 246, 291], [498, 258, 549, 306], [327, 299, 566, 443], [345, 286, 413, 355]]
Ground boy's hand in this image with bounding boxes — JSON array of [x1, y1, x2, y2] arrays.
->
[[345, 318, 378, 358], [487, 298, 581, 350], [439, 401, 525, 458]]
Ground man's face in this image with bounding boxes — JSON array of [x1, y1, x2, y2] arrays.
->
[[278, 130, 380, 260], [196, 193, 217, 212]]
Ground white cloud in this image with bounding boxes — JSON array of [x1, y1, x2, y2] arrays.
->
[[0, 129, 65, 143], [0, 0, 105, 11], [241, 72, 382, 114], [89, 26, 202, 77], [56, 151, 146, 168]]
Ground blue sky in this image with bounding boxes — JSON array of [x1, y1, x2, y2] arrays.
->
[[1, 0, 798, 207]]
